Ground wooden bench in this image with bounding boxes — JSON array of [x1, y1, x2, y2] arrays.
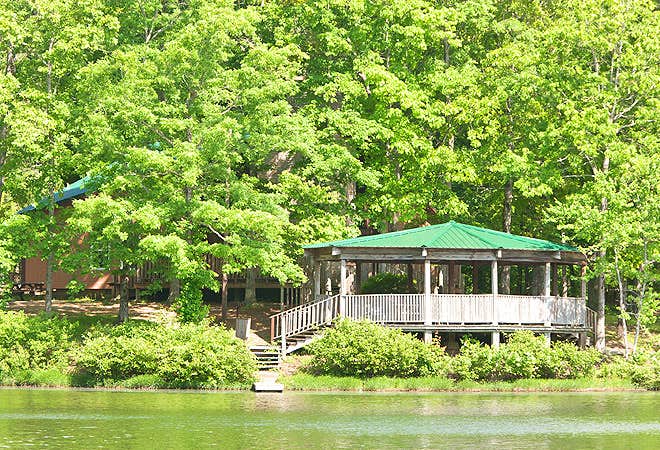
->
[[12, 282, 45, 300]]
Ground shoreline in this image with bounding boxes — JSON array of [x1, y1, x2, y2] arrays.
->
[[0, 377, 647, 394]]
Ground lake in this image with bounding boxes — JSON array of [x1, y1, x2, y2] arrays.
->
[[0, 389, 658, 448]]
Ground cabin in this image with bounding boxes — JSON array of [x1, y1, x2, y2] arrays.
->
[[270, 221, 595, 354], [15, 178, 296, 303]]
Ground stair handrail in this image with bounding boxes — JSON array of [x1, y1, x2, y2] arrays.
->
[[270, 294, 341, 342]]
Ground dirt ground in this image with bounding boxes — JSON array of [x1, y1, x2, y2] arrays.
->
[[7, 298, 281, 345]]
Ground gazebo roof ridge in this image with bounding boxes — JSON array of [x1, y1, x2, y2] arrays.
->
[[304, 220, 579, 252]]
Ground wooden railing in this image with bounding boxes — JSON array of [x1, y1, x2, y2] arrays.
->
[[585, 307, 596, 333], [432, 294, 495, 324], [270, 294, 340, 341], [270, 294, 591, 348], [431, 294, 587, 326], [344, 294, 425, 323]]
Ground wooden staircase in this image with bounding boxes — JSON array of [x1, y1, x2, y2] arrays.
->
[[270, 294, 341, 355], [249, 346, 281, 370]]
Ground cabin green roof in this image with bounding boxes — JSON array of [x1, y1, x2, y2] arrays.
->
[[304, 221, 578, 252], [18, 177, 93, 214]]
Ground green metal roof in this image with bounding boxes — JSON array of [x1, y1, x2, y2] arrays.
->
[[18, 176, 94, 214], [304, 221, 578, 252]]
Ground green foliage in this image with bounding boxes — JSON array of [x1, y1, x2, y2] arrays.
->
[[0, 311, 74, 375], [629, 350, 660, 391], [451, 331, 602, 381], [74, 322, 257, 387], [175, 279, 210, 324], [450, 337, 496, 381], [307, 319, 449, 378], [360, 273, 414, 294]]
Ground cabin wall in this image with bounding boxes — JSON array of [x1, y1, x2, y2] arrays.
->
[[22, 256, 113, 290]]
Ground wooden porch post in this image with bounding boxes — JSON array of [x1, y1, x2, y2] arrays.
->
[[281, 314, 287, 355], [580, 264, 588, 344], [491, 260, 498, 326], [313, 258, 321, 300], [491, 331, 500, 349], [472, 264, 479, 294], [423, 254, 432, 344], [544, 262, 552, 328], [339, 259, 347, 317], [354, 262, 361, 295]]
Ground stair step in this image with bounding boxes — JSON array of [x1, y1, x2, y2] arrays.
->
[[249, 345, 282, 369]]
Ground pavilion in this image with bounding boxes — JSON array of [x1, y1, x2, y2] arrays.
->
[[270, 221, 595, 354]]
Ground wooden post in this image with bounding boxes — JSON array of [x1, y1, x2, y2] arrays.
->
[[424, 258, 432, 343], [551, 263, 558, 296], [544, 262, 552, 327], [561, 265, 569, 297], [354, 262, 361, 295], [339, 259, 347, 317], [280, 315, 286, 355], [491, 260, 498, 325], [448, 262, 455, 294], [313, 259, 321, 300], [580, 265, 587, 299], [280, 286, 284, 311], [579, 332, 587, 349], [491, 331, 500, 349], [235, 318, 251, 340], [472, 264, 479, 294]]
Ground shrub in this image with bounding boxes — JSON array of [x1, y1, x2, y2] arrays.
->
[[547, 341, 601, 379], [307, 319, 448, 377], [74, 322, 257, 387], [630, 350, 660, 391], [496, 331, 551, 380], [75, 334, 161, 383], [157, 324, 256, 387], [360, 273, 413, 294], [450, 331, 603, 381], [0, 311, 74, 375], [451, 337, 496, 381]]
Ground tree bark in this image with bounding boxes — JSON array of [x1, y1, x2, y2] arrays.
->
[[118, 275, 129, 323], [595, 266, 607, 352], [245, 268, 256, 304], [167, 278, 180, 305], [613, 249, 628, 358], [221, 271, 228, 322], [501, 179, 513, 294], [45, 192, 55, 312]]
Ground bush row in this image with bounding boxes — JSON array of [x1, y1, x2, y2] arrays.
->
[[307, 320, 605, 381], [0, 311, 257, 388]]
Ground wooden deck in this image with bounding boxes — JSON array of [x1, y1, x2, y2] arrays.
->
[[270, 293, 595, 353]]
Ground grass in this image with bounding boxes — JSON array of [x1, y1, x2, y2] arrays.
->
[[1, 368, 72, 387], [279, 373, 637, 392]]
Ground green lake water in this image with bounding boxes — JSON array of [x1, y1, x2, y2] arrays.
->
[[0, 389, 658, 449]]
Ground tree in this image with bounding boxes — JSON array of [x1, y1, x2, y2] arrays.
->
[[544, 0, 659, 350]]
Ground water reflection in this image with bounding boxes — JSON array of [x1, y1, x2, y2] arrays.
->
[[0, 390, 658, 449]]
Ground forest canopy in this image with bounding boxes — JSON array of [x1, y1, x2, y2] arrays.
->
[[0, 0, 657, 340]]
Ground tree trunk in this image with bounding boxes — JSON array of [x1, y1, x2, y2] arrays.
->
[[614, 250, 628, 358], [632, 241, 649, 354], [501, 179, 513, 294], [245, 268, 256, 304], [167, 278, 180, 305], [595, 267, 606, 352], [118, 275, 129, 323], [221, 271, 228, 322], [345, 181, 356, 227], [45, 251, 54, 312], [45, 192, 55, 312]]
